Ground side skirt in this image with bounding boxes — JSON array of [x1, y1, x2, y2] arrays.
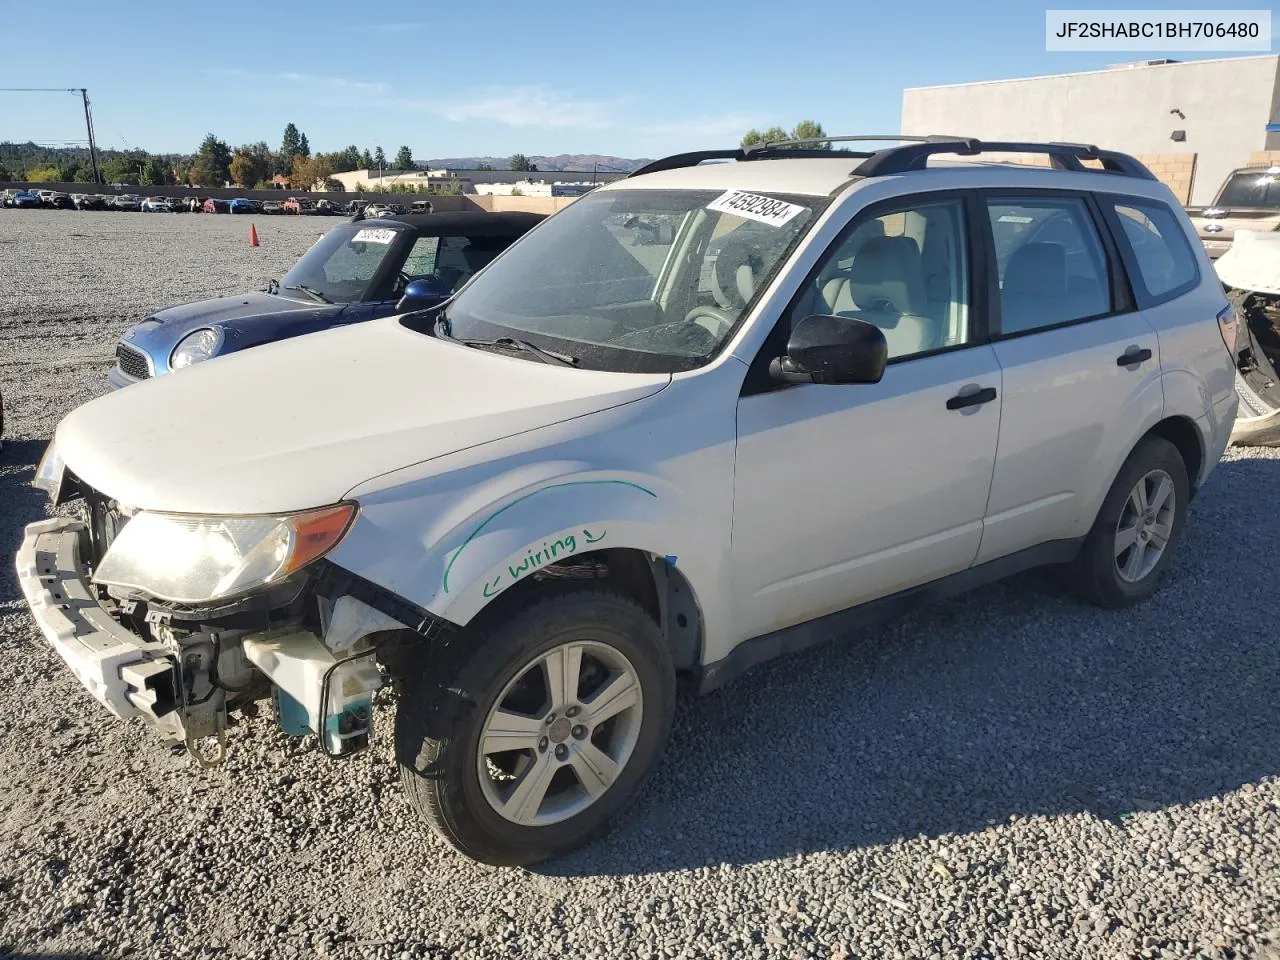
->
[[698, 537, 1084, 694]]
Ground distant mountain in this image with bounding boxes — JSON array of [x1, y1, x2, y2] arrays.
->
[[427, 154, 652, 173]]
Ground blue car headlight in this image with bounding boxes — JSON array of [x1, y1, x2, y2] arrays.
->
[[170, 327, 224, 369]]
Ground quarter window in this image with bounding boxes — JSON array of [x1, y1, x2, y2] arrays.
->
[[1112, 201, 1199, 302], [785, 199, 971, 361], [986, 198, 1111, 334]]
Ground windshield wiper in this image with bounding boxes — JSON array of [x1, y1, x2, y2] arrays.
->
[[265, 278, 279, 295], [432, 314, 576, 365], [284, 284, 331, 304]]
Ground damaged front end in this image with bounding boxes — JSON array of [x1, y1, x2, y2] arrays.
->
[[1216, 231, 1280, 446], [16, 475, 451, 766]]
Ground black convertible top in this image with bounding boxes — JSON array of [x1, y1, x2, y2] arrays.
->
[[361, 211, 547, 236]]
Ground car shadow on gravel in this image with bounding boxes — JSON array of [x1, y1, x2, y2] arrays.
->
[[542, 456, 1280, 877], [0, 438, 52, 603]]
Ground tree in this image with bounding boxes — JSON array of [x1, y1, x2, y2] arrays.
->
[[280, 123, 302, 160], [477, 162, 493, 171], [190, 133, 232, 187], [102, 149, 149, 184], [335, 145, 362, 173], [509, 153, 537, 172], [289, 153, 334, 190], [740, 127, 789, 148], [0, 161, 10, 180], [58, 162, 89, 182], [360, 148, 373, 169], [393, 145, 414, 170], [25, 166, 59, 182], [298, 133, 310, 158], [372, 146, 386, 170], [141, 155, 172, 186], [229, 148, 267, 187], [790, 120, 830, 147]]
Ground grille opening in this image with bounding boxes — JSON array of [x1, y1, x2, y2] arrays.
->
[[114, 344, 150, 380]]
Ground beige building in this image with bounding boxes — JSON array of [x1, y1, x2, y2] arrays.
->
[[901, 55, 1280, 206], [328, 168, 463, 193]]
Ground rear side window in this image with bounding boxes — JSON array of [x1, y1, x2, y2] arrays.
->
[[985, 197, 1112, 335], [1110, 201, 1199, 303]]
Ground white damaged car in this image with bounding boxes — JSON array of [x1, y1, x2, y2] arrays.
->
[[17, 136, 1238, 865]]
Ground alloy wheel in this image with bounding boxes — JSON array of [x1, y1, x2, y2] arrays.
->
[[1114, 468, 1176, 583]]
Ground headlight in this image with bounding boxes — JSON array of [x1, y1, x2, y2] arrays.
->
[[33, 439, 65, 497], [170, 327, 224, 369], [93, 503, 356, 604]]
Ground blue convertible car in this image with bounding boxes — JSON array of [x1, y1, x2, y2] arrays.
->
[[109, 211, 545, 388]]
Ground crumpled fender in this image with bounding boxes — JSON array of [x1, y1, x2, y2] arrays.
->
[[1216, 229, 1280, 295]]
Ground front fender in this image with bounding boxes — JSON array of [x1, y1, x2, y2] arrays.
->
[[331, 471, 690, 628]]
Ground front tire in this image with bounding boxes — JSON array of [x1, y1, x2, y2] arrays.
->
[[395, 586, 675, 866], [1069, 436, 1189, 608]]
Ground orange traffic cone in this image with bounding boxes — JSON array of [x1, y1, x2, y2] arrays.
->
[[249, 224, 260, 247]]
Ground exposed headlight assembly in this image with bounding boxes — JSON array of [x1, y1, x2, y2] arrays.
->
[[94, 503, 356, 604], [170, 327, 224, 369], [33, 439, 65, 498]]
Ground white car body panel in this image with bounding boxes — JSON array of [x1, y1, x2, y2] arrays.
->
[[54, 317, 669, 515], [1215, 229, 1280, 295]]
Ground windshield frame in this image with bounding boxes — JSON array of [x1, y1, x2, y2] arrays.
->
[[402, 186, 833, 373]]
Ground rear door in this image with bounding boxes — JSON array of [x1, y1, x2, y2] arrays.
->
[[976, 190, 1162, 564]]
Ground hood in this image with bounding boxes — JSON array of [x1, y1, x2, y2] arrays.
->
[[57, 317, 671, 515], [128, 292, 344, 356], [1216, 229, 1280, 296]]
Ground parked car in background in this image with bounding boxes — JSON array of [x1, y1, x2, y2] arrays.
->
[[229, 198, 262, 214], [410, 200, 433, 215], [262, 200, 284, 214], [114, 195, 143, 212], [343, 200, 368, 216], [36, 190, 56, 205], [74, 194, 108, 211], [47, 192, 74, 210], [141, 197, 173, 213], [1189, 165, 1280, 260], [363, 202, 405, 218], [1, 189, 21, 207], [314, 199, 342, 215], [202, 198, 230, 214], [12, 191, 42, 208], [283, 197, 315, 215], [108, 211, 543, 388], [185, 197, 204, 213]]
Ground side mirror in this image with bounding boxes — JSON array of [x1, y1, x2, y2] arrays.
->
[[396, 278, 446, 312], [769, 314, 888, 385]]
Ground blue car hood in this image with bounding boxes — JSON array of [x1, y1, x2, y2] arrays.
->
[[125, 292, 346, 359]]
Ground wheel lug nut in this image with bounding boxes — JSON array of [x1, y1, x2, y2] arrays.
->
[[572, 725, 586, 739], [554, 744, 568, 761], [545, 713, 556, 724], [538, 737, 548, 752], [566, 706, 580, 718]]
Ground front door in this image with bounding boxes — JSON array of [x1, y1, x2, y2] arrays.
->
[[730, 194, 1002, 641]]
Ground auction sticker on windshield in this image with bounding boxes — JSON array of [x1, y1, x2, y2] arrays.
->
[[707, 190, 806, 227], [353, 228, 397, 244]]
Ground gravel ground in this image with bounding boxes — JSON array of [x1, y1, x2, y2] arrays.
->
[[0, 208, 1278, 960]]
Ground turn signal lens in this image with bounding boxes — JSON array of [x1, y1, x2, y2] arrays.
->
[[1216, 305, 1239, 357], [283, 504, 358, 575]]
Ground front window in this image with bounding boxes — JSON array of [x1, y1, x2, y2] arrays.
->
[[420, 188, 817, 372], [1216, 169, 1280, 209], [278, 223, 409, 303]]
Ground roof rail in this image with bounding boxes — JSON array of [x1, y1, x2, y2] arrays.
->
[[853, 139, 1157, 179], [628, 136, 1157, 182]]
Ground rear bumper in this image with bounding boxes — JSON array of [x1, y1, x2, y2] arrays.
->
[[15, 517, 182, 735]]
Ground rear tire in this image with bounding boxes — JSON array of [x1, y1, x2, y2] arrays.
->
[[395, 586, 675, 866], [1069, 436, 1188, 608]]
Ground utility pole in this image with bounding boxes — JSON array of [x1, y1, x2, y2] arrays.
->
[[79, 88, 101, 185]]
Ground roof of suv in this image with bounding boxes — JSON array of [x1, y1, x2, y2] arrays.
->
[[608, 136, 1161, 199]]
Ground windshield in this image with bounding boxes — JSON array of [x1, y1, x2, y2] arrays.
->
[[279, 223, 408, 303], [1217, 169, 1280, 209], [422, 187, 816, 372]]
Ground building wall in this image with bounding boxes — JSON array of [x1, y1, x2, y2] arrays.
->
[[901, 55, 1280, 205]]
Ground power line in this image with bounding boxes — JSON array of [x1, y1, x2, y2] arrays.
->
[[0, 87, 100, 182]]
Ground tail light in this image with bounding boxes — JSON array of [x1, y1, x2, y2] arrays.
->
[[1217, 305, 1239, 356]]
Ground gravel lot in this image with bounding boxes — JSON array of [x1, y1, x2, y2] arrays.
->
[[1, 208, 1278, 960]]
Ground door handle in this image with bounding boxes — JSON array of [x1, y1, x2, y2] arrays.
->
[[1116, 347, 1153, 366], [946, 386, 998, 410]]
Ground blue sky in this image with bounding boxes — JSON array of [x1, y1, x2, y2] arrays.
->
[[1, 0, 1274, 161]]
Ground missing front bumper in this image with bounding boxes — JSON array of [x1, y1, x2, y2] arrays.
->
[[15, 517, 182, 736]]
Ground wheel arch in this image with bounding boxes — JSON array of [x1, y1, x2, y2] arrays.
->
[[1146, 414, 1204, 491]]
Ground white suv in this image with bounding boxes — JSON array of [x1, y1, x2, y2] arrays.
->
[[17, 136, 1239, 865]]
